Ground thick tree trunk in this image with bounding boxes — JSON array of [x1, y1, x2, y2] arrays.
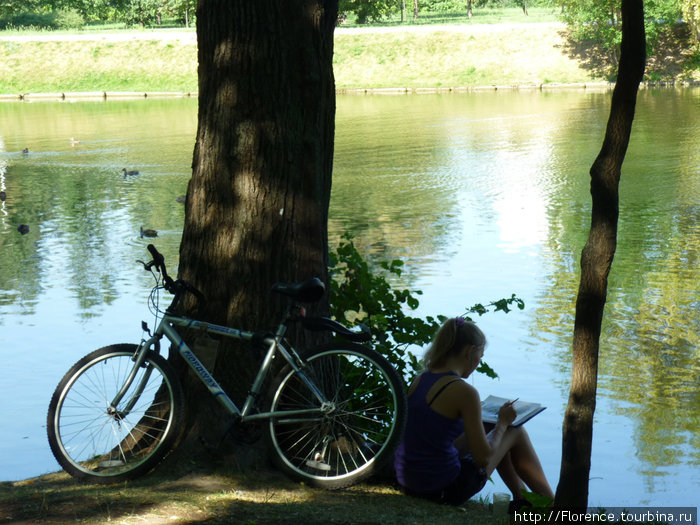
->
[[173, 0, 337, 453], [554, 0, 645, 508]]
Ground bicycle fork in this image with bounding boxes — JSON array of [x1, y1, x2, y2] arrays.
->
[[108, 337, 160, 419]]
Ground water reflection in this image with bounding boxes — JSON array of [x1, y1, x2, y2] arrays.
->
[[526, 89, 700, 498], [0, 99, 193, 320], [0, 90, 698, 506]]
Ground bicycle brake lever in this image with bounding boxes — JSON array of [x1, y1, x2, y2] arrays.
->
[[136, 259, 155, 271]]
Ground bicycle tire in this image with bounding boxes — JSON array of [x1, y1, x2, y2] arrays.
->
[[47, 344, 185, 483], [266, 343, 407, 489]]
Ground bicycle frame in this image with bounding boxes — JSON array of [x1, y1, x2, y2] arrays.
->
[[110, 311, 331, 424]]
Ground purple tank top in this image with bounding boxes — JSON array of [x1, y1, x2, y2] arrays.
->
[[394, 372, 463, 493]]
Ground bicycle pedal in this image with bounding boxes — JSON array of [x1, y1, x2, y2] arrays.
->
[[305, 459, 331, 471], [98, 459, 124, 469]]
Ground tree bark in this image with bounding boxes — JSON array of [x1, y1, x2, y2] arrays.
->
[[554, 0, 645, 508], [174, 0, 337, 452]]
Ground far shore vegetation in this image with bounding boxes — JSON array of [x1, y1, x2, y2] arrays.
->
[[0, 6, 698, 96]]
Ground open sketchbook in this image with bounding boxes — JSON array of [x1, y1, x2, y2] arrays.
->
[[481, 395, 546, 427]]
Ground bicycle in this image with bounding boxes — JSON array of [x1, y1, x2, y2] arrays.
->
[[47, 244, 407, 489]]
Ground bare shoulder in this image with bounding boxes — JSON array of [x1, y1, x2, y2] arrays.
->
[[451, 380, 480, 405], [440, 381, 480, 420], [438, 378, 480, 408]]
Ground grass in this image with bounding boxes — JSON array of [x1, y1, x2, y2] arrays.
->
[[0, 22, 602, 95], [340, 6, 561, 26], [0, 457, 497, 525], [333, 24, 597, 89], [1, 13, 697, 95], [0, 39, 198, 94]]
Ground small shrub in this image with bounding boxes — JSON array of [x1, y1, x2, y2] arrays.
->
[[54, 9, 85, 30], [0, 12, 53, 30], [329, 233, 524, 383], [0, 9, 84, 30]]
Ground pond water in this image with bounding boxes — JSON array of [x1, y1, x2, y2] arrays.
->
[[0, 89, 698, 507]]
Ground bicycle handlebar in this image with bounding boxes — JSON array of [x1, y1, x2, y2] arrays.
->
[[145, 244, 205, 307], [147, 244, 176, 292], [142, 245, 371, 342], [146, 244, 165, 270]]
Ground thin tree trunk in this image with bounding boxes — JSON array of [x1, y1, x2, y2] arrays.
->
[[174, 0, 337, 455], [554, 0, 645, 508]]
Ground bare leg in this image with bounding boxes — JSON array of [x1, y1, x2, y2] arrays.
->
[[508, 427, 553, 498], [486, 426, 554, 499], [495, 451, 527, 499]]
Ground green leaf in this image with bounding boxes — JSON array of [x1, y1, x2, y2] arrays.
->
[[476, 361, 499, 380], [329, 232, 526, 384]]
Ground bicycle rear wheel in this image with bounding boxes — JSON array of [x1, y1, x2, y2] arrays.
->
[[47, 344, 184, 483], [267, 343, 407, 489]]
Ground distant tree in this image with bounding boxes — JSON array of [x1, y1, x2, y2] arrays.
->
[[643, 0, 685, 50], [0, 0, 90, 29], [679, 0, 700, 42], [339, 0, 398, 23], [560, 0, 682, 64], [121, 0, 161, 26], [554, 0, 646, 508], [72, 0, 118, 22], [0, 0, 42, 15], [168, 0, 196, 26]]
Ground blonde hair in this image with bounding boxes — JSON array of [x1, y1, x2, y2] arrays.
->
[[423, 317, 486, 370]]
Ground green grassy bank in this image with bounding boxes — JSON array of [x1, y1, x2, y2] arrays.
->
[[0, 21, 697, 96], [0, 37, 196, 94], [334, 23, 601, 89]]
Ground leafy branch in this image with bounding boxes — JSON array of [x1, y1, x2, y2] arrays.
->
[[329, 233, 525, 384]]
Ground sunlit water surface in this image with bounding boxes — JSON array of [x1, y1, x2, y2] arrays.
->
[[0, 90, 698, 506]]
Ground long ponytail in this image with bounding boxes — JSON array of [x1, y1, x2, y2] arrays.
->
[[423, 317, 486, 370]]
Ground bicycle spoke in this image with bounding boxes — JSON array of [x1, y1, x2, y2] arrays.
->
[[48, 346, 184, 482], [267, 344, 406, 488]]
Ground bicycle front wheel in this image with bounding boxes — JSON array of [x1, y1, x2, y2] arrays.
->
[[47, 344, 184, 483], [267, 343, 407, 489]]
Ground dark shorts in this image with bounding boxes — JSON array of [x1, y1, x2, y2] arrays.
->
[[403, 454, 488, 506]]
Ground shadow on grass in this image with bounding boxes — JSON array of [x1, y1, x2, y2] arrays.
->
[[0, 459, 492, 525], [555, 23, 700, 83]]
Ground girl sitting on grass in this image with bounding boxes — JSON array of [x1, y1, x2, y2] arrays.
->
[[394, 317, 554, 507]]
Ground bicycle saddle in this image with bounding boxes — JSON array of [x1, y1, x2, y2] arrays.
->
[[271, 277, 325, 303]]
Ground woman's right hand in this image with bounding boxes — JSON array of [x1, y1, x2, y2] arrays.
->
[[497, 401, 517, 427]]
